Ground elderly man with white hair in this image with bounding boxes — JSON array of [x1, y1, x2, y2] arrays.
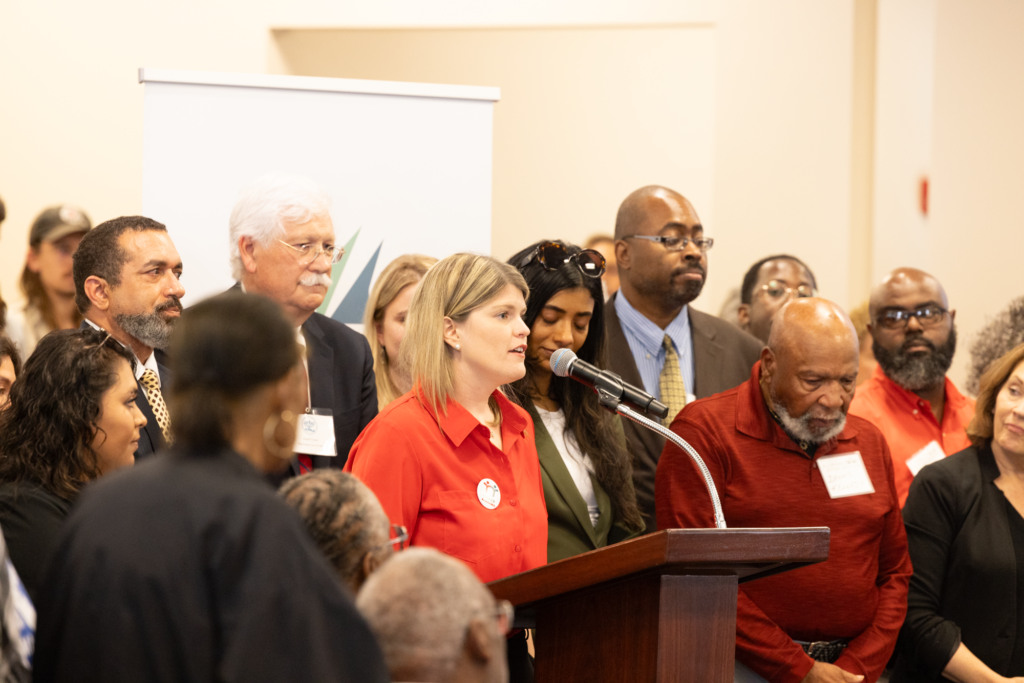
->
[[357, 547, 511, 683], [229, 173, 377, 475]]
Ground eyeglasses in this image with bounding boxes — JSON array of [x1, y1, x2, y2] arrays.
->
[[493, 600, 515, 636], [276, 239, 346, 266], [759, 280, 817, 301], [521, 242, 606, 279], [371, 524, 408, 553], [876, 305, 949, 330], [622, 235, 714, 253]]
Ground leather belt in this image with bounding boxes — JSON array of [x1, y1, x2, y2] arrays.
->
[[795, 639, 848, 664]]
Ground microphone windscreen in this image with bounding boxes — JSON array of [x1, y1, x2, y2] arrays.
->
[[550, 349, 576, 378]]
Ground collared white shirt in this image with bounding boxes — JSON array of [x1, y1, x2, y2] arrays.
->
[[614, 292, 695, 399], [84, 318, 161, 394]]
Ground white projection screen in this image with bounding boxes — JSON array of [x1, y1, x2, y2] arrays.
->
[[140, 68, 498, 327]]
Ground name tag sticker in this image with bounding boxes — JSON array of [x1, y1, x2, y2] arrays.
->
[[293, 413, 337, 457], [817, 452, 875, 499], [906, 440, 945, 476]]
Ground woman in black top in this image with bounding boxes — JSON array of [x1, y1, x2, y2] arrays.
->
[[895, 342, 1024, 683], [33, 292, 389, 683], [0, 328, 142, 603]]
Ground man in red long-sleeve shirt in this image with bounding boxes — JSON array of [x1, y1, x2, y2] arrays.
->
[[656, 299, 911, 683]]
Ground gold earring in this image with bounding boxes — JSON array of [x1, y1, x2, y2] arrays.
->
[[263, 410, 298, 460]]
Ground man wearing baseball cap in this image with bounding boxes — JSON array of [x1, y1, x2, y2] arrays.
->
[[5, 205, 92, 359]]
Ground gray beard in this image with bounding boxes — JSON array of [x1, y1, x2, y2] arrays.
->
[[873, 326, 956, 392], [115, 311, 176, 350], [771, 387, 847, 445]]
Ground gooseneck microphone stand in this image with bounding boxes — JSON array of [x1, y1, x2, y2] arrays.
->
[[610, 399, 728, 529]]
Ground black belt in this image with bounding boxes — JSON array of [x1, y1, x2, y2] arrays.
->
[[796, 639, 848, 663]]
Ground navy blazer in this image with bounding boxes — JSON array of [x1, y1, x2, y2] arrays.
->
[[299, 311, 378, 472]]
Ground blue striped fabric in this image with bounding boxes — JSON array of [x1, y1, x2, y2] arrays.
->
[[613, 293, 695, 399]]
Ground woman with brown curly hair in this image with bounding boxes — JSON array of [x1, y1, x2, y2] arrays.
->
[[0, 328, 143, 603]]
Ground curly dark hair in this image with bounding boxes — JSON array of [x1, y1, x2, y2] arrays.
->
[[966, 295, 1024, 396], [0, 328, 135, 499], [507, 240, 644, 534], [0, 334, 20, 378], [279, 470, 389, 588]]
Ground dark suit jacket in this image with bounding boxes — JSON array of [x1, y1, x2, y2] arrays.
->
[[604, 292, 763, 534], [526, 402, 638, 562], [301, 311, 378, 472], [893, 446, 1021, 682], [225, 285, 378, 475], [80, 320, 168, 460]]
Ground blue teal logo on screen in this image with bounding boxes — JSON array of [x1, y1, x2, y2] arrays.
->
[[316, 228, 383, 325]]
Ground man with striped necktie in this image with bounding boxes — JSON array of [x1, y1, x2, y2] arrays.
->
[[604, 185, 762, 534]]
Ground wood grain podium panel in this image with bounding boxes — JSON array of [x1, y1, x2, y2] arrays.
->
[[489, 528, 829, 683]]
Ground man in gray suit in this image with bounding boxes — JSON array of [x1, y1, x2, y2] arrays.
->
[[606, 186, 762, 533]]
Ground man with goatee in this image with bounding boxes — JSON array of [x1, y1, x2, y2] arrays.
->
[[73, 216, 185, 460], [849, 267, 974, 506], [605, 185, 762, 534]]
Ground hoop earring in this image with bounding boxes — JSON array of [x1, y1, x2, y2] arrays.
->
[[263, 410, 298, 460]]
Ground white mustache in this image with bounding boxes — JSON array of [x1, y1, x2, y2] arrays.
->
[[299, 273, 332, 287]]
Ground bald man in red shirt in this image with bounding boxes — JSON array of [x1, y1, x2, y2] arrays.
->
[[657, 299, 911, 683]]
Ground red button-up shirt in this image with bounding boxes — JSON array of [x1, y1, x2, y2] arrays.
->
[[344, 387, 548, 584], [849, 365, 974, 506], [656, 362, 911, 683]]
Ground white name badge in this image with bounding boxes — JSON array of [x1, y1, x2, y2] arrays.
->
[[293, 413, 337, 457], [906, 440, 946, 476], [477, 478, 501, 510], [817, 452, 875, 499]]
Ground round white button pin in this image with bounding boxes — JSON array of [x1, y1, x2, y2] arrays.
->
[[477, 478, 501, 510]]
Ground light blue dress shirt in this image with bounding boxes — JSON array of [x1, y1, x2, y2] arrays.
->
[[614, 293, 695, 399]]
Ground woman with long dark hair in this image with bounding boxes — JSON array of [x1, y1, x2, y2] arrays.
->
[[0, 328, 142, 602], [508, 240, 643, 561], [32, 293, 389, 683]]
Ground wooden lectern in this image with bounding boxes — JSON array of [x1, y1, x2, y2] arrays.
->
[[488, 528, 830, 683]]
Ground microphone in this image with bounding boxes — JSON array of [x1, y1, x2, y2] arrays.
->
[[550, 349, 669, 419]]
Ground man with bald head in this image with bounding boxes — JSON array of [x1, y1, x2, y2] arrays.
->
[[657, 299, 910, 683], [849, 268, 973, 506], [607, 185, 762, 533]]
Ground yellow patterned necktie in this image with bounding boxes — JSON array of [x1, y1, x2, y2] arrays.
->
[[139, 369, 173, 445], [658, 335, 688, 426]]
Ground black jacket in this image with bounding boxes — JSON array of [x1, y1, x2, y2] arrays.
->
[[894, 445, 1022, 681]]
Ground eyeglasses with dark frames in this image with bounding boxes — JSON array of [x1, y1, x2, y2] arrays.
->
[[622, 235, 714, 253], [876, 305, 949, 330], [521, 242, 606, 279], [276, 239, 346, 266]]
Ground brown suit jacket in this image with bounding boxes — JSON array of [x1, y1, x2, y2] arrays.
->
[[605, 292, 763, 533]]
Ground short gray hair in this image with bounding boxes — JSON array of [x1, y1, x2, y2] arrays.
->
[[228, 173, 332, 280], [356, 548, 493, 682], [967, 295, 1024, 395]]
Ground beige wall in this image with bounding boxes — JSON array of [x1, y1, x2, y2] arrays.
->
[[930, 0, 1024, 387], [3, 0, 1023, 391]]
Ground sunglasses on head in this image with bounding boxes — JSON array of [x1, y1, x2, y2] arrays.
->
[[521, 242, 606, 279]]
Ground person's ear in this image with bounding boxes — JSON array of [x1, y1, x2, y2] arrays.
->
[[949, 308, 956, 323], [239, 236, 259, 275], [25, 247, 42, 274], [442, 317, 461, 351], [760, 347, 775, 383], [361, 549, 386, 584], [737, 303, 751, 329], [464, 618, 495, 665], [84, 275, 112, 312], [614, 239, 631, 271], [374, 320, 385, 344]]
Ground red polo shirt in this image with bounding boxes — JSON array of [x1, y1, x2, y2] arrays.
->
[[849, 365, 974, 506], [344, 387, 548, 584], [655, 362, 911, 683]]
